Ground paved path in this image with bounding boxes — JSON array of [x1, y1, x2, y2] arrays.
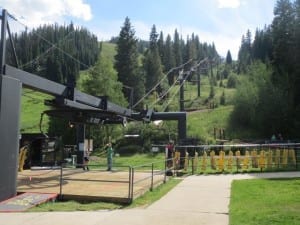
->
[[1, 172, 300, 225]]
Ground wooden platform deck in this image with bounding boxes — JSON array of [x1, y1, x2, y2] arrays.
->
[[17, 168, 165, 203]]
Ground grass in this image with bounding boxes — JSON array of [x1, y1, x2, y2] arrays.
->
[[28, 200, 121, 212], [187, 105, 234, 143], [229, 178, 300, 225], [101, 42, 116, 62], [21, 89, 51, 133], [85, 152, 165, 170], [28, 177, 182, 212], [146, 74, 240, 143]]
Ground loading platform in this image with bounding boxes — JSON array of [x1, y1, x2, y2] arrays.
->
[[16, 168, 165, 204]]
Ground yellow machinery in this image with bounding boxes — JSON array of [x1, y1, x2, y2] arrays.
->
[[18, 146, 28, 172]]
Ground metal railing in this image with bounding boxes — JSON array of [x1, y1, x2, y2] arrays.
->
[[58, 160, 169, 203], [24, 143, 299, 203], [169, 143, 300, 175]]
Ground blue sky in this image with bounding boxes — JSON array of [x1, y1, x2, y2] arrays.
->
[[1, 0, 277, 59]]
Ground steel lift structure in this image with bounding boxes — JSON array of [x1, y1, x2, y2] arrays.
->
[[0, 9, 186, 201]]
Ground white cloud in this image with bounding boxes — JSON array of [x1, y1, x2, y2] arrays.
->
[[1, 0, 92, 28], [218, 0, 241, 9], [63, 0, 92, 21]]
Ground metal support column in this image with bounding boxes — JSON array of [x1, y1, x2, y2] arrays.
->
[[0, 76, 22, 201], [152, 112, 187, 141], [76, 124, 85, 166], [0, 9, 22, 202]]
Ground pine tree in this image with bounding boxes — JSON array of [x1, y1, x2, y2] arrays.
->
[[143, 25, 165, 94], [82, 53, 126, 106], [173, 29, 182, 66], [114, 17, 145, 108], [237, 30, 252, 74], [157, 31, 165, 64], [272, 0, 295, 76], [164, 34, 176, 84], [226, 50, 232, 65]]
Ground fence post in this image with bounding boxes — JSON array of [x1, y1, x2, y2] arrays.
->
[[151, 163, 154, 191], [192, 157, 194, 175], [296, 148, 299, 170], [128, 166, 132, 202], [59, 165, 63, 200], [164, 159, 167, 183], [131, 167, 135, 200]]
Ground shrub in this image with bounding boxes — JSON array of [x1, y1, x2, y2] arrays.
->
[[227, 74, 238, 88]]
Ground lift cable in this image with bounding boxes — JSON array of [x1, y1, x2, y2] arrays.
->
[[161, 71, 194, 112], [8, 12, 90, 70], [20, 30, 76, 69], [148, 72, 182, 108], [132, 59, 193, 108], [160, 58, 209, 111]]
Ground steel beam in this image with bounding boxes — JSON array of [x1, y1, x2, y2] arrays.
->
[[5, 65, 133, 117], [152, 112, 187, 140]]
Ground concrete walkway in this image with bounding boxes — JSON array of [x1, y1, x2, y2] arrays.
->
[[1, 171, 300, 225]]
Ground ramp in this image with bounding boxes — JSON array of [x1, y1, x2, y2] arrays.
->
[[0, 192, 57, 212]]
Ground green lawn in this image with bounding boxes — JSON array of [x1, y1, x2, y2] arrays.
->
[[188, 105, 234, 143], [230, 178, 300, 225], [87, 152, 167, 171]]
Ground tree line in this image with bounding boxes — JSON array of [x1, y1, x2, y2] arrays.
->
[[232, 0, 300, 139], [7, 23, 99, 85]]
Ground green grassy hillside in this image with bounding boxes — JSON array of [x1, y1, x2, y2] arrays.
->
[[101, 42, 117, 61], [21, 41, 243, 143], [187, 106, 234, 143], [21, 89, 51, 133]]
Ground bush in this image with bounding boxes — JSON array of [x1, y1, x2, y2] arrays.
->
[[230, 78, 258, 127], [227, 74, 238, 88]]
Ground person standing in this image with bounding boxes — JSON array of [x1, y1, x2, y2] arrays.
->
[[106, 143, 114, 171], [83, 150, 90, 171], [166, 140, 174, 168]]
